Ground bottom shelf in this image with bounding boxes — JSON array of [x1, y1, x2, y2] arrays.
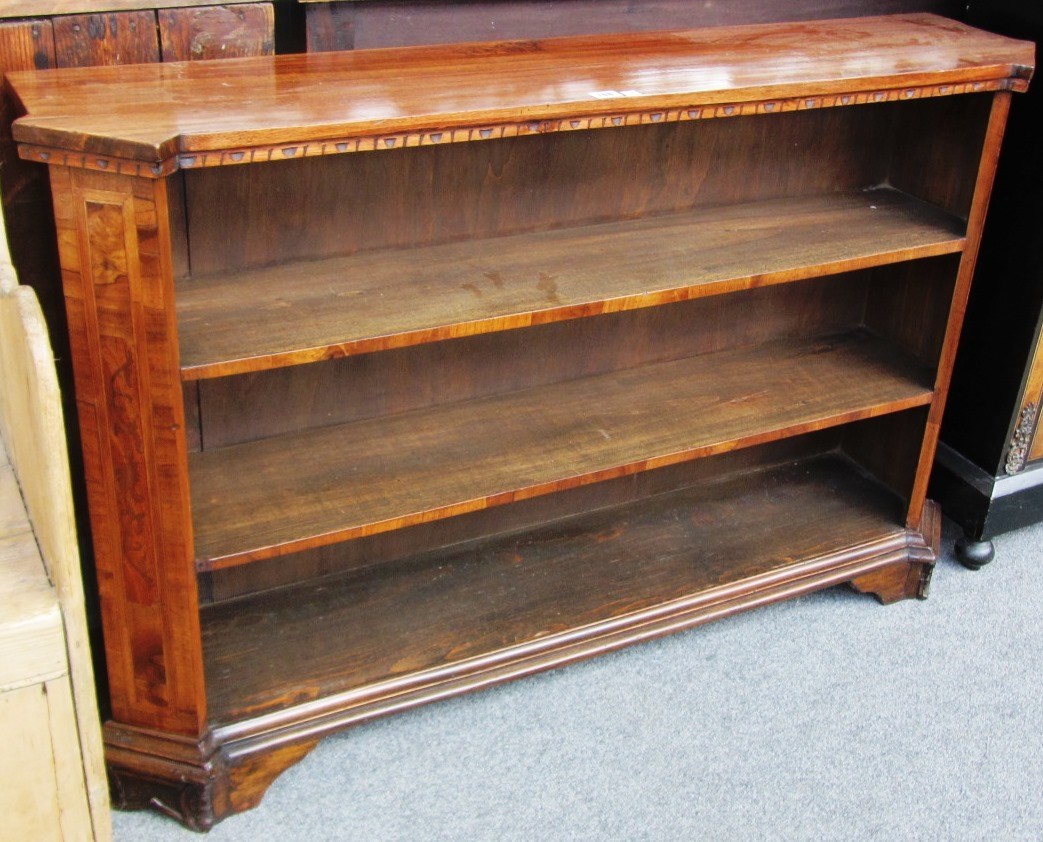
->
[[202, 451, 932, 731]]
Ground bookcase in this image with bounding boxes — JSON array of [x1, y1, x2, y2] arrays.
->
[[6, 13, 1033, 829]]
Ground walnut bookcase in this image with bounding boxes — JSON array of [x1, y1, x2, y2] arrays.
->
[[6, 14, 1033, 830]]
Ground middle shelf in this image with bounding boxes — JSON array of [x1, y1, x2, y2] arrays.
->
[[176, 187, 965, 380], [189, 329, 934, 570]]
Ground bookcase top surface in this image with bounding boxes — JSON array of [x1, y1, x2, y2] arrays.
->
[[8, 13, 1034, 167]]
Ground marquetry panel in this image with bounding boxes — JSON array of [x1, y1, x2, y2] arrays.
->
[[50, 166, 205, 735]]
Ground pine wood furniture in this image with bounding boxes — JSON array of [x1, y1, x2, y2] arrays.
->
[[0, 222, 110, 840], [6, 13, 1034, 829], [931, 2, 1043, 567]]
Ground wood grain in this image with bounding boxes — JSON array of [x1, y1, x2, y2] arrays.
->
[[0, 524, 65, 691], [201, 453, 909, 722], [52, 11, 159, 69], [190, 330, 933, 569], [195, 273, 871, 449], [7, 15, 1034, 165], [203, 432, 845, 603], [50, 166, 206, 735], [177, 188, 965, 380], [304, 0, 964, 52], [0, 19, 54, 73], [0, 1, 265, 16], [159, 4, 273, 62], [0, 18, 61, 406], [0, 266, 111, 837], [906, 91, 1015, 526], [0, 684, 66, 838], [864, 254, 960, 366], [182, 104, 895, 275]]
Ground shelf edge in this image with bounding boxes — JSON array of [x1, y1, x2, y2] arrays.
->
[[207, 514, 936, 747], [179, 236, 966, 382], [194, 388, 935, 571], [14, 76, 1026, 176]]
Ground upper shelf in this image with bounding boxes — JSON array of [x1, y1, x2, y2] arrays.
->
[[177, 188, 965, 381], [8, 14, 1034, 170]]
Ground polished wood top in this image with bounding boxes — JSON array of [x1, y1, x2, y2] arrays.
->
[[8, 14, 1034, 167]]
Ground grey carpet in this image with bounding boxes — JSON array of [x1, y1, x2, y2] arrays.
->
[[113, 517, 1043, 840]]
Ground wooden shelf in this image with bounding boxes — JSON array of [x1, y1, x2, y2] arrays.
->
[[177, 188, 965, 380], [201, 452, 911, 725], [189, 330, 933, 570]]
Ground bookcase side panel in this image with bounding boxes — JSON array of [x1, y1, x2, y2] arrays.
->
[[50, 165, 206, 735], [903, 91, 1016, 527]]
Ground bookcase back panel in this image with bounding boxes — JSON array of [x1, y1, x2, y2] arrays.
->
[[201, 426, 849, 604], [201, 401, 936, 605], [864, 254, 960, 367], [182, 104, 897, 275], [841, 406, 930, 508], [888, 92, 993, 219], [195, 272, 873, 449]]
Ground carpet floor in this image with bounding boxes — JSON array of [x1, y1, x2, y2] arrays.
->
[[113, 517, 1043, 840]]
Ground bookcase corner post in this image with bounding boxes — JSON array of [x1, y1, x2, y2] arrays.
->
[[48, 163, 207, 739]]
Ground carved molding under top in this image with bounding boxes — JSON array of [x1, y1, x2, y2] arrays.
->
[[1005, 402, 1038, 475], [17, 78, 1012, 178]]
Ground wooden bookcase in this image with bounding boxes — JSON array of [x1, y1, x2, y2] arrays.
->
[[6, 14, 1033, 829]]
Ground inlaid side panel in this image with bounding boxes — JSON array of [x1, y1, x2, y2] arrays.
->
[[50, 166, 205, 735]]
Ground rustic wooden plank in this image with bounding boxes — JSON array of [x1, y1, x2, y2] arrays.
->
[[0, 18, 57, 308], [178, 188, 965, 380], [52, 10, 159, 69], [201, 452, 907, 722], [0, 1, 262, 16], [44, 675, 96, 841], [0, 252, 112, 838], [8, 15, 1034, 164], [0, 684, 64, 838], [159, 3, 273, 62], [190, 330, 934, 569], [0, 18, 54, 73], [0, 528, 66, 690], [306, 0, 964, 51]]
